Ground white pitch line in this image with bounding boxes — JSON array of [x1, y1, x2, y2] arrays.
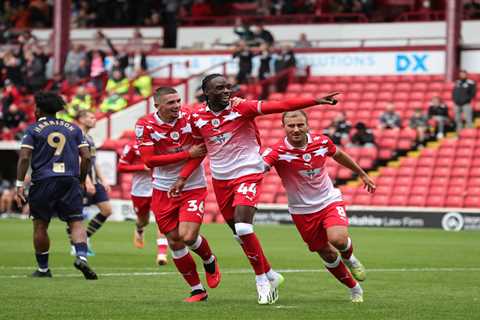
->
[[1, 267, 480, 279]]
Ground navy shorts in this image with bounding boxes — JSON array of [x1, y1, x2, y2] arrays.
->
[[84, 183, 110, 206], [29, 177, 84, 222]]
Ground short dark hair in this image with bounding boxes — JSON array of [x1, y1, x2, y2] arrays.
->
[[154, 87, 177, 99], [34, 91, 65, 115], [282, 110, 308, 125], [201, 73, 223, 93]]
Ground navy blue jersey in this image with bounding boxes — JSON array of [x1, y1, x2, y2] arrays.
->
[[85, 133, 98, 183], [21, 116, 89, 182]]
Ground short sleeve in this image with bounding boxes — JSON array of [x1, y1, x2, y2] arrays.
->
[[76, 128, 89, 148], [119, 144, 135, 164], [325, 136, 337, 157], [262, 146, 279, 168], [237, 100, 262, 118], [135, 119, 153, 146], [20, 128, 35, 150]]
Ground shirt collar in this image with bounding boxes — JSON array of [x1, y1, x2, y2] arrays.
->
[[205, 102, 231, 116], [154, 111, 177, 127], [284, 133, 312, 150]]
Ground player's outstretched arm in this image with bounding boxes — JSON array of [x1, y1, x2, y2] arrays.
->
[[332, 149, 376, 193], [15, 147, 32, 208], [259, 92, 340, 115], [139, 143, 206, 168]]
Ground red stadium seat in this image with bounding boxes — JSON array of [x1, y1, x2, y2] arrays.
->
[[445, 196, 464, 207], [429, 185, 447, 195], [353, 194, 371, 205], [426, 195, 445, 207], [390, 195, 408, 206], [464, 196, 480, 208], [371, 195, 390, 206], [408, 195, 426, 207]]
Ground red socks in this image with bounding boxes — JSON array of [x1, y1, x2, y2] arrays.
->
[[340, 237, 353, 260], [172, 248, 201, 287], [189, 235, 213, 262], [157, 237, 168, 255], [324, 255, 357, 289]]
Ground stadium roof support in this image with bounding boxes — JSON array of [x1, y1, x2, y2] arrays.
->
[[53, 0, 71, 75], [446, 0, 462, 82]]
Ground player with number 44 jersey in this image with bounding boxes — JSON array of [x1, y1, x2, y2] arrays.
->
[[263, 110, 376, 303], [169, 74, 340, 305]]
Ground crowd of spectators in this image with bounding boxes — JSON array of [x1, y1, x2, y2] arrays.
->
[[2, 0, 478, 32], [0, 29, 153, 137]]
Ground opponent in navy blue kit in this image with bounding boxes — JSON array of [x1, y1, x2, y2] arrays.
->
[[15, 92, 97, 280], [66, 110, 114, 256]]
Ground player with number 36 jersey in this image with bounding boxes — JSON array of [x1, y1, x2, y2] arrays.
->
[[263, 110, 376, 303], [136, 87, 221, 303]]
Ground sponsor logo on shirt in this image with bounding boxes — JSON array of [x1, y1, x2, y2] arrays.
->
[[209, 132, 232, 145], [299, 168, 321, 179]]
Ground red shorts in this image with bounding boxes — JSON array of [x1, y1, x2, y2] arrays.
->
[[151, 188, 207, 234], [131, 195, 152, 218], [291, 201, 349, 252], [212, 173, 263, 221]]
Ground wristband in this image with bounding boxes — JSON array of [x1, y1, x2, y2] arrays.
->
[[16, 180, 24, 188]]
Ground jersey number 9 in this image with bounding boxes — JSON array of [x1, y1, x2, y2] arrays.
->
[[47, 132, 66, 156]]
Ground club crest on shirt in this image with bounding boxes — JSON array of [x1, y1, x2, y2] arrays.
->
[[135, 125, 144, 139], [170, 131, 180, 140], [303, 153, 312, 162], [211, 118, 221, 127]]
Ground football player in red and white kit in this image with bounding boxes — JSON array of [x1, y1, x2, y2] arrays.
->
[[136, 87, 221, 303], [169, 74, 339, 305], [262, 110, 376, 303], [118, 142, 169, 265]]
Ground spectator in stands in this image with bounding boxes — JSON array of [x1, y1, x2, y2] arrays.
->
[[66, 86, 93, 120], [323, 125, 343, 145], [294, 33, 313, 48], [378, 102, 402, 130], [2, 50, 23, 88], [350, 122, 375, 147], [76, 58, 90, 82], [71, 0, 96, 28], [428, 96, 450, 139], [87, 48, 107, 93], [233, 40, 254, 84], [324, 112, 352, 145], [258, 43, 273, 80], [64, 44, 86, 82], [47, 72, 68, 94], [233, 18, 255, 43], [0, 175, 13, 214], [409, 108, 429, 147], [274, 44, 296, 92], [132, 66, 153, 98], [100, 69, 129, 113], [253, 24, 275, 46], [2, 103, 27, 139], [452, 69, 477, 131], [23, 47, 48, 93], [1, 79, 21, 114]]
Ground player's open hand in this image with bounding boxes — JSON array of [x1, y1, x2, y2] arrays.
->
[[189, 143, 207, 158], [316, 92, 340, 105], [15, 187, 26, 208], [168, 177, 186, 198], [231, 97, 246, 107], [360, 174, 376, 193], [85, 182, 96, 195]]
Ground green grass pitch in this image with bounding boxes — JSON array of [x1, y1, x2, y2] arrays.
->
[[1, 219, 479, 320]]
